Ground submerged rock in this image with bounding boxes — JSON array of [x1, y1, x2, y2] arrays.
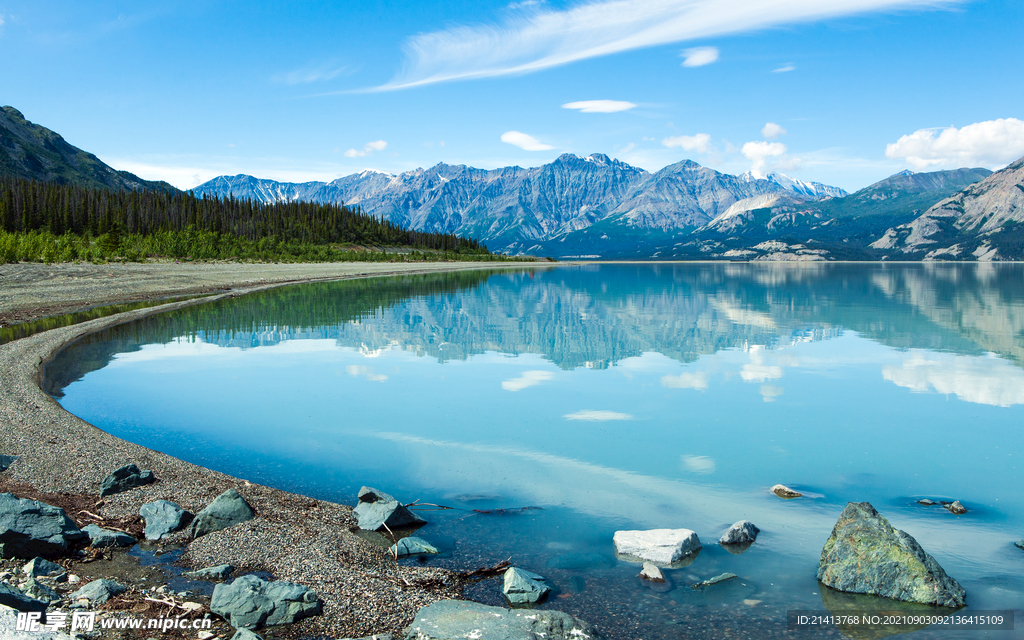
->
[[0, 493, 87, 559], [70, 578, 126, 605], [692, 573, 737, 589], [389, 536, 438, 557], [190, 489, 255, 538], [945, 501, 967, 515], [140, 500, 191, 540], [352, 487, 425, 531], [82, 524, 135, 548], [0, 581, 48, 612], [403, 599, 603, 640], [99, 464, 155, 497], [184, 564, 234, 581], [638, 562, 666, 583], [720, 521, 760, 545], [545, 551, 615, 570], [817, 502, 965, 607], [772, 484, 802, 499], [613, 528, 702, 565], [502, 567, 550, 605], [211, 574, 321, 629], [23, 557, 64, 578]]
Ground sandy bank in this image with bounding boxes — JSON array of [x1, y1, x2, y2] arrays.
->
[[0, 261, 530, 638]]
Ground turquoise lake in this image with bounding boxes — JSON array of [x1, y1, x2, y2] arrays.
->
[[47, 263, 1024, 639]]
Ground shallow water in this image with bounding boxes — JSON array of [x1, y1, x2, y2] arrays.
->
[[48, 263, 1024, 639]]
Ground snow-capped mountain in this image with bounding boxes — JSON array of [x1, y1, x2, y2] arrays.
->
[[740, 171, 848, 199]]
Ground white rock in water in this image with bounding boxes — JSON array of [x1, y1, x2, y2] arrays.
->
[[613, 529, 701, 564], [638, 562, 666, 582]]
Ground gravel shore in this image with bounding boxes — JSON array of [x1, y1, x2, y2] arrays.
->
[[0, 261, 528, 638]]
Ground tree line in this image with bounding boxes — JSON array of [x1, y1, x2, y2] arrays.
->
[[0, 176, 488, 254]]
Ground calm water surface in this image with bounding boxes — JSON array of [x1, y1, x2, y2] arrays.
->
[[48, 264, 1024, 639]]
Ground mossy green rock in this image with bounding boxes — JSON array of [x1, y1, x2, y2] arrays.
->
[[817, 502, 965, 608]]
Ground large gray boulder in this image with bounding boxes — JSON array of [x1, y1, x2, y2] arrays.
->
[[502, 567, 550, 605], [70, 579, 126, 605], [353, 487, 425, 531], [82, 524, 136, 548], [184, 564, 234, 581], [0, 493, 87, 558], [0, 582, 47, 612], [211, 574, 321, 629], [390, 536, 439, 557], [99, 464, 156, 497], [817, 502, 966, 607], [140, 500, 191, 540], [190, 489, 255, 538], [403, 600, 603, 640], [720, 521, 760, 545], [23, 557, 64, 578], [613, 528, 702, 565]]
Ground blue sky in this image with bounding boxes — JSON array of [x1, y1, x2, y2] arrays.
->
[[1, 0, 1022, 191]]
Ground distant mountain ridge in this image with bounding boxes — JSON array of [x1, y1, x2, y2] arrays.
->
[[0, 106, 177, 193], [194, 154, 848, 254]]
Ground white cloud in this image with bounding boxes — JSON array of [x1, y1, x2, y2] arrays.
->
[[373, 0, 962, 90], [346, 364, 388, 382], [760, 383, 784, 402], [884, 118, 1024, 170], [742, 140, 787, 178], [662, 133, 711, 153], [344, 140, 388, 158], [502, 370, 554, 391], [762, 122, 787, 139], [740, 363, 783, 382], [564, 410, 633, 421], [501, 130, 554, 151], [772, 64, 796, 73], [681, 455, 716, 474], [882, 351, 1024, 407], [681, 46, 719, 67], [661, 372, 708, 390], [273, 61, 349, 85], [562, 99, 637, 113]]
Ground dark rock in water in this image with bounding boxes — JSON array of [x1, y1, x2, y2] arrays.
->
[[23, 557, 64, 578], [403, 600, 603, 640], [502, 567, 551, 605], [0, 581, 48, 612], [692, 572, 737, 589], [0, 454, 18, 472], [772, 484, 802, 499], [817, 502, 965, 607], [820, 584, 953, 640], [82, 524, 136, 548], [1015, 539, 1023, 551], [720, 520, 759, 545], [184, 564, 234, 581], [0, 492, 87, 558], [211, 574, 321, 629], [70, 578, 126, 605], [99, 463, 156, 497], [140, 500, 191, 540], [353, 486, 425, 531], [190, 489, 255, 538], [545, 551, 615, 570], [945, 501, 967, 515], [21, 578, 60, 603], [390, 536, 438, 557], [231, 630, 264, 640], [916, 499, 936, 506]]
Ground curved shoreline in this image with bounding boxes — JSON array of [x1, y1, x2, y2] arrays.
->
[[0, 261, 532, 638]]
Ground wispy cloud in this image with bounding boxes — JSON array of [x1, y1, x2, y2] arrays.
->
[[562, 99, 637, 113], [662, 133, 711, 153], [564, 410, 633, 421], [273, 61, 350, 85], [681, 455, 716, 474], [344, 140, 388, 158], [681, 46, 719, 67], [501, 131, 554, 151], [502, 370, 554, 391], [372, 0, 963, 90], [661, 372, 708, 390], [884, 118, 1024, 170], [761, 122, 787, 139], [346, 364, 388, 382], [772, 63, 796, 73]]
